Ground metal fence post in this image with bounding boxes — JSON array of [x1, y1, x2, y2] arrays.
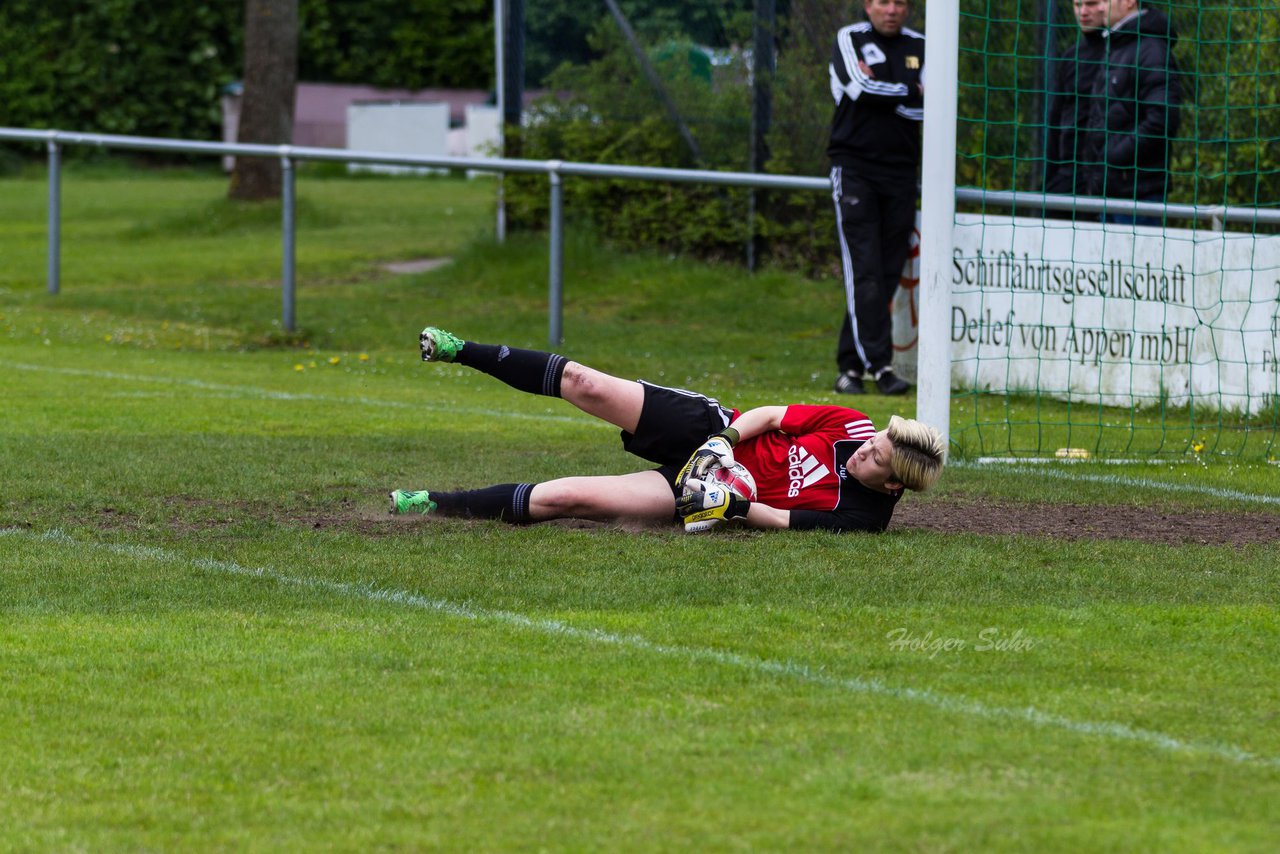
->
[[548, 161, 564, 346], [493, 0, 507, 244], [281, 151, 296, 333], [46, 136, 61, 295]]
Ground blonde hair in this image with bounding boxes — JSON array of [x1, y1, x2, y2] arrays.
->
[[885, 416, 946, 492]]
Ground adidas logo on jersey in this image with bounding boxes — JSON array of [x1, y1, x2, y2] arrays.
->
[[787, 446, 831, 497]]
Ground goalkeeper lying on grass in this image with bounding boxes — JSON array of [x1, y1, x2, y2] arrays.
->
[[389, 327, 945, 533]]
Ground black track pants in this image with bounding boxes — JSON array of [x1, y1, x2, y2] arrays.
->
[[830, 164, 917, 376]]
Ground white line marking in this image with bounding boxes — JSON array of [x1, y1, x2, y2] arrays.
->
[[971, 457, 1191, 466], [5, 360, 605, 428], [953, 461, 1280, 507], [4, 527, 1276, 769]]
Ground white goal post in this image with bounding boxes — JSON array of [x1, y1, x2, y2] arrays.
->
[[917, 2, 960, 450]]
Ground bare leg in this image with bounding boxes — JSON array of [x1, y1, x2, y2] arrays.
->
[[528, 470, 674, 523], [558, 362, 646, 433], [444, 333, 646, 433]]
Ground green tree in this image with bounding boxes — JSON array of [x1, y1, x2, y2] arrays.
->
[[507, 16, 755, 260], [0, 0, 494, 152], [523, 0, 753, 86], [0, 0, 241, 141], [298, 0, 492, 89]]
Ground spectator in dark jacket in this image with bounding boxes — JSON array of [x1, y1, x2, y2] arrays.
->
[[1044, 0, 1109, 201], [826, 0, 923, 397], [1079, 0, 1182, 223]]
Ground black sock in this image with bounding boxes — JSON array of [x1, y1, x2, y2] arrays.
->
[[455, 342, 567, 398], [431, 483, 535, 524]]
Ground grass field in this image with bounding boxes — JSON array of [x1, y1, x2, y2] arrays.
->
[[2, 167, 1278, 850]]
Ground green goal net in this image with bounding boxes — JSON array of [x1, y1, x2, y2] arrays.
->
[[942, 0, 1280, 461]]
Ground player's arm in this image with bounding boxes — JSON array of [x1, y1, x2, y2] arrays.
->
[[727, 406, 787, 441], [685, 492, 887, 533], [741, 502, 791, 530], [736, 496, 878, 531], [674, 406, 789, 491], [692, 499, 866, 532], [684, 501, 884, 533], [677, 483, 791, 532], [727, 506, 887, 533]]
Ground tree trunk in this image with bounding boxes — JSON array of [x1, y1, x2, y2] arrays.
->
[[228, 0, 298, 201]]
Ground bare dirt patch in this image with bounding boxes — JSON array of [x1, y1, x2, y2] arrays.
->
[[893, 498, 1279, 547], [381, 258, 451, 275], [275, 495, 1280, 546], [64, 495, 1277, 547]]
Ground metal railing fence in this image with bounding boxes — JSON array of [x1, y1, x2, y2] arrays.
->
[[3, 127, 1278, 344]]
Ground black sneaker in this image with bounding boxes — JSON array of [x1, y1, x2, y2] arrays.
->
[[874, 369, 911, 396], [833, 371, 866, 395]]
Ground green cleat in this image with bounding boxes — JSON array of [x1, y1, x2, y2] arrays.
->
[[419, 326, 464, 363], [389, 489, 437, 515]]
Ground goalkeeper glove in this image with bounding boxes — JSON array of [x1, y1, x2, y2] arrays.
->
[[677, 478, 750, 533], [674, 426, 741, 493]]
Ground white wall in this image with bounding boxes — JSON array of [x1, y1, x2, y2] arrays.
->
[[345, 102, 450, 175]]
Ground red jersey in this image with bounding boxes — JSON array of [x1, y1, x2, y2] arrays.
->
[[732, 405, 899, 532]]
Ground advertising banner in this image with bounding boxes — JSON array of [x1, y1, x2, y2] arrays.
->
[[892, 214, 1280, 413]]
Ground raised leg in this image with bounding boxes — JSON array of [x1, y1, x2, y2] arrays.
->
[[556, 362, 645, 433]]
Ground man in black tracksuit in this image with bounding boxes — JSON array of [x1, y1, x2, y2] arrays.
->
[[827, 0, 923, 397], [1044, 0, 1109, 204], [1078, 0, 1182, 223]]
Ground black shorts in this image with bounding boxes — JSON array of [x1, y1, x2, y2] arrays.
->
[[620, 381, 734, 491]]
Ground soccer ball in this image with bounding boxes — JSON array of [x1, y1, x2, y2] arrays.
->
[[681, 461, 758, 533], [710, 460, 757, 502]]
